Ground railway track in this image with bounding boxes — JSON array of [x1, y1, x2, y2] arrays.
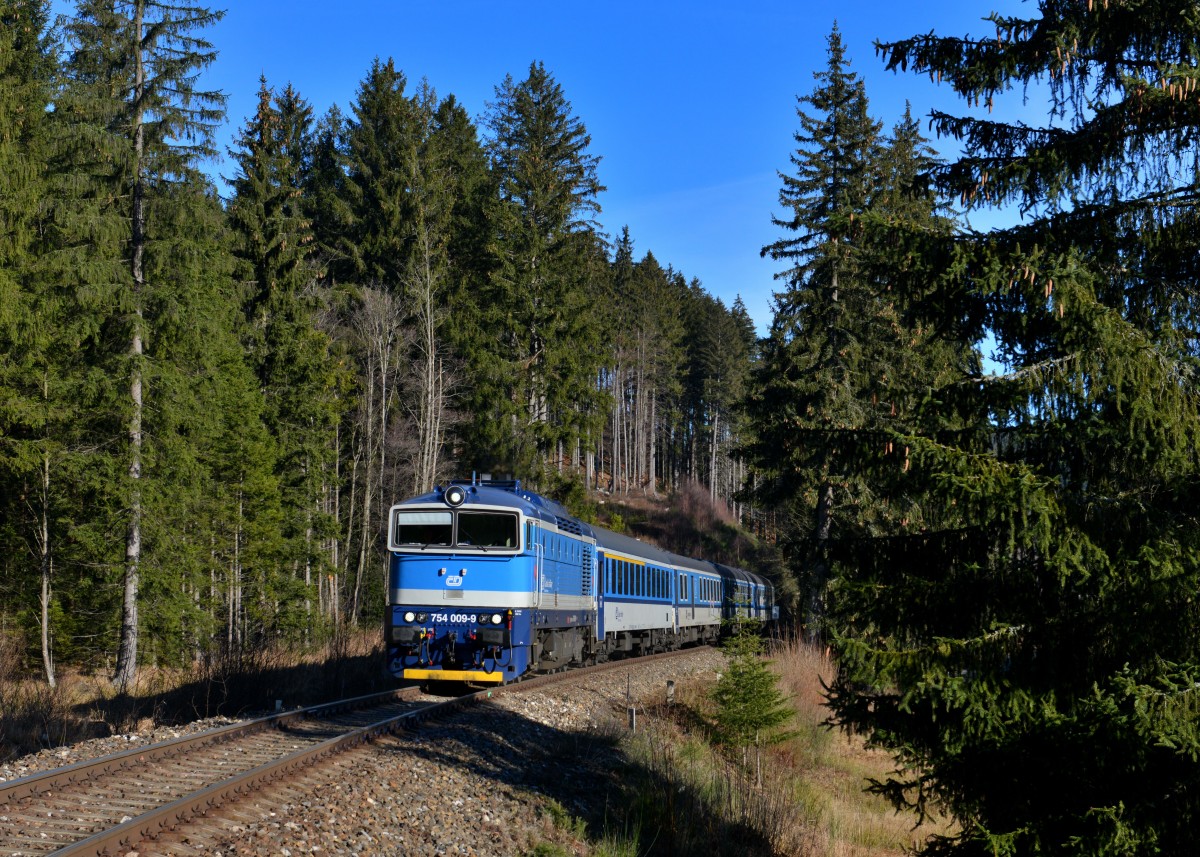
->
[[0, 649, 694, 857]]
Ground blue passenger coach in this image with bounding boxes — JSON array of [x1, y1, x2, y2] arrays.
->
[[385, 479, 775, 684]]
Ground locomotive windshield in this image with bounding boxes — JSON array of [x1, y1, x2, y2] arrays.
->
[[390, 508, 519, 551], [457, 511, 518, 548], [392, 510, 453, 546]]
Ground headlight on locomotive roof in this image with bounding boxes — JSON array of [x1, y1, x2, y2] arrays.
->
[[490, 613, 504, 625], [403, 611, 416, 623], [444, 485, 467, 506]]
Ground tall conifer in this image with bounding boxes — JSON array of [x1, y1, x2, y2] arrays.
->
[[826, 2, 1200, 852], [745, 24, 888, 632], [56, 0, 226, 688], [0, 0, 65, 685], [227, 78, 345, 638], [473, 61, 606, 479]]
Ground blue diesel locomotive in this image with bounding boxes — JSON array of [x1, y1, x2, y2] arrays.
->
[[385, 479, 776, 684]]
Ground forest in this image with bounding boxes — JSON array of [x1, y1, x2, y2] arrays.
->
[[6, 0, 1200, 853], [0, 2, 759, 690]]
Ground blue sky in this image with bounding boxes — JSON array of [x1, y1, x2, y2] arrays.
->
[[55, 1, 1028, 333]]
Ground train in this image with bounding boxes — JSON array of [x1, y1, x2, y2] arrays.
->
[[385, 478, 777, 684]]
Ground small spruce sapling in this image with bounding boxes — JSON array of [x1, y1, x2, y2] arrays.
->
[[711, 625, 794, 783]]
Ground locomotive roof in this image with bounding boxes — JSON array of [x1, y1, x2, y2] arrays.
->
[[399, 482, 596, 538], [398, 481, 768, 587]]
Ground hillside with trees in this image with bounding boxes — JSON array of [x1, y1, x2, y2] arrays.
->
[[9, 1, 1200, 851], [0, 1, 765, 688]]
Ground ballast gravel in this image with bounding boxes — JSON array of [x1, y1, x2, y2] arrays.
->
[[4, 649, 725, 856]]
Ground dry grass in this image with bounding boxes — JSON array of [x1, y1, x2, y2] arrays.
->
[[0, 628, 388, 761], [606, 638, 953, 856], [766, 636, 952, 855]]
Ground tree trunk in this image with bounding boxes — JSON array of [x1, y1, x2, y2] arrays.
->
[[709, 409, 720, 503], [115, 0, 146, 692], [806, 479, 835, 639], [39, 447, 55, 688], [648, 388, 657, 496]]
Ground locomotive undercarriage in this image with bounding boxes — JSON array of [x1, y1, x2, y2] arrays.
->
[[399, 621, 726, 683], [527, 622, 723, 673]]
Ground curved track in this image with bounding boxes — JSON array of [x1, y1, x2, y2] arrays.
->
[[0, 649, 695, 857]]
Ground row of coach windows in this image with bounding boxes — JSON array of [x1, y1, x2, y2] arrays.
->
[[607, 558, 673, 598], [677, 574, 717, 603], [603, 563, 741, 604]]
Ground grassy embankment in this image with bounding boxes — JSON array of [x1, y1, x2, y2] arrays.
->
[[534, 636, 951, 857]]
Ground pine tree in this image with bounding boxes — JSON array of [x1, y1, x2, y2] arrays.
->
[[825, 2, 1200, 853]]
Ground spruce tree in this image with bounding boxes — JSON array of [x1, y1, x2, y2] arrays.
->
[[56, 0, 227, 688], [0, 0, 64, 685], [471, 61, 607, 479], [712, 628, 794, 777], [304, 103, 352, 282], [343, 58, 419, 289], [825, 2, 1200, 853], [227, 77, 346, 639], [744, 24, 888, 634]]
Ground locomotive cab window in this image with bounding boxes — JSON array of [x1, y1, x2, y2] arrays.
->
[[391, 508, 518, 550], [392, 510, 452, 546], [457, 511, 518, 548]]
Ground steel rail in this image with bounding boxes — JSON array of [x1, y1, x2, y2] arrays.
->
[[7, 647, 709, 857], [0, 687, 421, 809]]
